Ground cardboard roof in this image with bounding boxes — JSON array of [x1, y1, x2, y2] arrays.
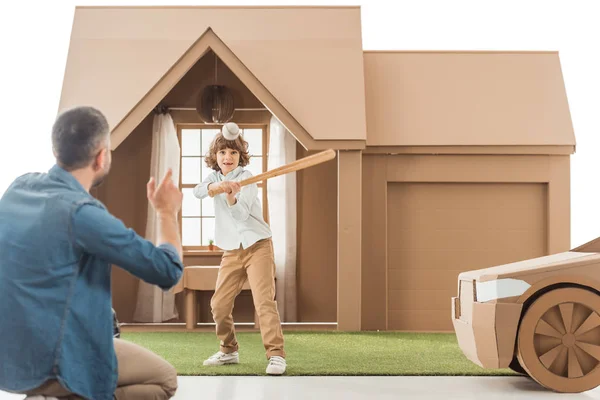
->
[[364, 51, 576, 151], [58, 6, 367, 150]]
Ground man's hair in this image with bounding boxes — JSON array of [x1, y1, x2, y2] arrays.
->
[[205, 132, 250, 171], [52, 106, 110, 171]]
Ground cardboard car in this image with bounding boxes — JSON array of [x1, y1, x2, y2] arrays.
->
[[452, 237, 600, 393]]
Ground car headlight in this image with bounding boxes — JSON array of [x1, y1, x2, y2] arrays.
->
[[475, 278, 531, 302]]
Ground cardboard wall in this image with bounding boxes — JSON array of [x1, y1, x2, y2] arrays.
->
[[295, 144, 338, 322], [361, 154, 571, 331], [388, 181, 547, 331]]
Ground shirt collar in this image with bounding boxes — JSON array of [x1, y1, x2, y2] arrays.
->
[[218, 166, 244, 180], [48, 164, 90, 194]]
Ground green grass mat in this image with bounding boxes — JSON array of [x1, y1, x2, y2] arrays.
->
[[121, 331, 517, 376]]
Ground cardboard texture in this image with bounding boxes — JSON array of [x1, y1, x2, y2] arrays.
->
[[361, 154, 570, 331], [59, 6, 367, 148], [453, 242, 600, 392], [58, 6, 578, 352], [363, 51, 575, 147]]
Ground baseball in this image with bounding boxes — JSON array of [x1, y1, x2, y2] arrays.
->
[[222, 122, 240, 141]]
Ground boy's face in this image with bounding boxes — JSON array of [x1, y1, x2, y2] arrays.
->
[[217, 147, 240, 175]]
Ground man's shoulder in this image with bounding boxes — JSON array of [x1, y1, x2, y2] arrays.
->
[[8, 171, 45, 186], [7, 170, 58, 191], [1, 172, 47, 201], [3, 172, 105, 210], [17, 171, 43, 180]]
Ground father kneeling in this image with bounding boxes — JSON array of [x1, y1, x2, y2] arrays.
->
[[0, 106, 184, 400]]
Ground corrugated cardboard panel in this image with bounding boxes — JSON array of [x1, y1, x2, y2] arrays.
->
[[364, 51, 575, 147], [387, 182, 547, 331]]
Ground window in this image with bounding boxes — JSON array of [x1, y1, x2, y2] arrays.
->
[[178, 125, 268, 250]]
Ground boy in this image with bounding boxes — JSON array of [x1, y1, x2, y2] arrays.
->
[[193, 129, 286, 375]]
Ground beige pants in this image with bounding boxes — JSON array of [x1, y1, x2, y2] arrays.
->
[[24, 338, 177, 399], [212, 237, 285, 359]]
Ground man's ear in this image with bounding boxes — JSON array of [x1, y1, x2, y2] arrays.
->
[[93, 148, 108, 171]]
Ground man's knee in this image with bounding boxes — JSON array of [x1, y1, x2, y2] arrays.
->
[[152, 357, 178, 398], [162, 362, 178, 398], [114, 338, 178, 399]]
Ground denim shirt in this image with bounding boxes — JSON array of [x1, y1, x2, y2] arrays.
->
[[0, 165, 184, 400]]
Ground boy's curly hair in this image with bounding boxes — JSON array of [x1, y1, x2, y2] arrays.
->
[[205, 132, 251, 171]]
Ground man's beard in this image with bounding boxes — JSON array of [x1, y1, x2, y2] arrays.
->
[[91, 166, 110, 188], [91, 174, 106, 188]]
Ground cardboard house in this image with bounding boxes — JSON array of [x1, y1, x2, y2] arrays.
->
[[57, 6, 575, 332]]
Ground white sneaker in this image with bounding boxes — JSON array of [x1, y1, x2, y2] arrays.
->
[[203, 350, 239, 366], [266, 356, 286, 375]]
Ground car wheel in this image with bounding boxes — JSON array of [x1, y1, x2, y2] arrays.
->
[[517, 287, 600, 393]]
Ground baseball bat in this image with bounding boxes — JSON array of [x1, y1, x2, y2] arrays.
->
[[208, 149, 336, 197]]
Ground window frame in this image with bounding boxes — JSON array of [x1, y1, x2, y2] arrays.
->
[[177, 123, 269, 252]]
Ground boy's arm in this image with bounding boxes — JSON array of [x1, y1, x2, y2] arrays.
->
[[228, 171, 257, 221], [193, 171, 217, 200], [71, 202, 184, 290]]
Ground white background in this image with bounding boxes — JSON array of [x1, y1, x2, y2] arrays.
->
[[0, 0, 598, 248]]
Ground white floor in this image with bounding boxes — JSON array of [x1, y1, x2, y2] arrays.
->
[[3, 376, 600, 399]]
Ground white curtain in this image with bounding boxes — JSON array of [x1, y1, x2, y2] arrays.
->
[[267, 116, 297, 322], [133, 112, 181, 322]]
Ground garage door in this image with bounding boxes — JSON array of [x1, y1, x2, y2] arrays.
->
[[387, 182, 547, 331]]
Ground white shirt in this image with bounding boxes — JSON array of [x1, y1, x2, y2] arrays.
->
[[193, 166, 272, 251]]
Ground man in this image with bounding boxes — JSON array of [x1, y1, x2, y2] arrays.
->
[[0, 106, 184, 400]]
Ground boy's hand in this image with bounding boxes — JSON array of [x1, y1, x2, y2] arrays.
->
[[219, 181, 241, 205], [217, 181, 241, 194]]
